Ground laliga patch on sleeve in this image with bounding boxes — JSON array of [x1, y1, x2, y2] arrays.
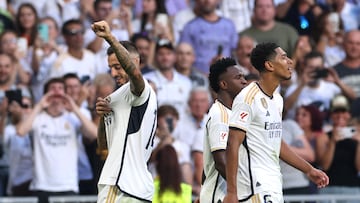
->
[[219, 131, 228, 143], [239, 111, 249, 122]]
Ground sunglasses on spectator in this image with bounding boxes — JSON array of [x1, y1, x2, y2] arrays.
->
[[64, 29, 85, 36]]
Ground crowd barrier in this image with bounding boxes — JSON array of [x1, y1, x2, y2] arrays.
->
[[1, 194, 360, 203], [284, 194, 360, 203], [0, 197, 38, 203]]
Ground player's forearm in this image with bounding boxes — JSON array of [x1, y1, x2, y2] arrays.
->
[[225, 129, 242, 194], [213, 150, 227, 179], [97, 116, 108, 150], [105, 35, 145, 96], [280, 140, 313, 174]]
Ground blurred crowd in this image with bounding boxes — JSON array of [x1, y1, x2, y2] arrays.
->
[[0, 0, 359, 201]]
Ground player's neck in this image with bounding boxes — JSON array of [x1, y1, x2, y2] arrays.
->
[[257, 78, 278, 98], [216, 92, 232, 110]]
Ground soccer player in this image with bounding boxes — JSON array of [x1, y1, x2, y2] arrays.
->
[[92, 21, 157, 203], [223, 43, 329, 203], [200, 58, 247, 203]]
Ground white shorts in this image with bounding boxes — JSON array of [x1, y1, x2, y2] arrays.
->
[[97, 184, 150, 203], [240, 191, 284, 203]]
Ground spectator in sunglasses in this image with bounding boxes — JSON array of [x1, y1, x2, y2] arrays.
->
[[49, 19, 100, 85]]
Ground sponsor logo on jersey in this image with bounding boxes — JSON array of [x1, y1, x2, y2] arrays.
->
[[219, 131, 228, 143], [239, 111, 249, 122]]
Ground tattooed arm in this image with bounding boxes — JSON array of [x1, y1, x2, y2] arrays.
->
[[91, 21, 145, 96]]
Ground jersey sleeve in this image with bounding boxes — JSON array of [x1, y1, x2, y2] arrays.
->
[[208, 108, 230, 152], [229, 96, 252, 132], [109, 78, 152, 107]]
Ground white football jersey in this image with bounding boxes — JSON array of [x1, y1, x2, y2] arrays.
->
[[229, 82, 283, 201], [98, 80, 157, 202], [200, 100, 231, 203]]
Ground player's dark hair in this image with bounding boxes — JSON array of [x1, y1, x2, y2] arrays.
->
[[156, 145, 182, 195], [250, 42, 279, 73], [106, 41, 139, 56], [44, 77, 65, 94], [208, 57, 237, 93]]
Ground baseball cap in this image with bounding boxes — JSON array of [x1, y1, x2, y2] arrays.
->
[[330, 95, 350, 112], [155, 39, 174, 52]]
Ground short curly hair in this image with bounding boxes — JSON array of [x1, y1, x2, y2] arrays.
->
[[250, 42, 279, 73], [208, 57, 237, 93]]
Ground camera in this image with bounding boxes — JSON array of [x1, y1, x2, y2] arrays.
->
[[313, 68, 329, 79]]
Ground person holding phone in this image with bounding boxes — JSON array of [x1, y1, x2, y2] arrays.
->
[[31, 16, 64, 103], [316, 95, 360, 201], [150, 104, 191, 181], [0, 32, 31, 86], [284, 51, 355, 120], [4, 88, 34, 196]]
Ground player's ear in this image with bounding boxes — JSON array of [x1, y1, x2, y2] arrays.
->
[[264, 61, 275, 72], [219, 80, 227, 89]]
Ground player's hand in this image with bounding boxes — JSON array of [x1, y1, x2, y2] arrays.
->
[[95, 97, 112, 116], [306, 167, 329, 188], [222, 193, 238, 203], [91, 21, 112, 39]]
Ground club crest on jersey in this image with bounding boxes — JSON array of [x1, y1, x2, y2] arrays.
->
[[261, 97, 268, 109], [239, 111, 249, 122], [219, 131, 228, 143]]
